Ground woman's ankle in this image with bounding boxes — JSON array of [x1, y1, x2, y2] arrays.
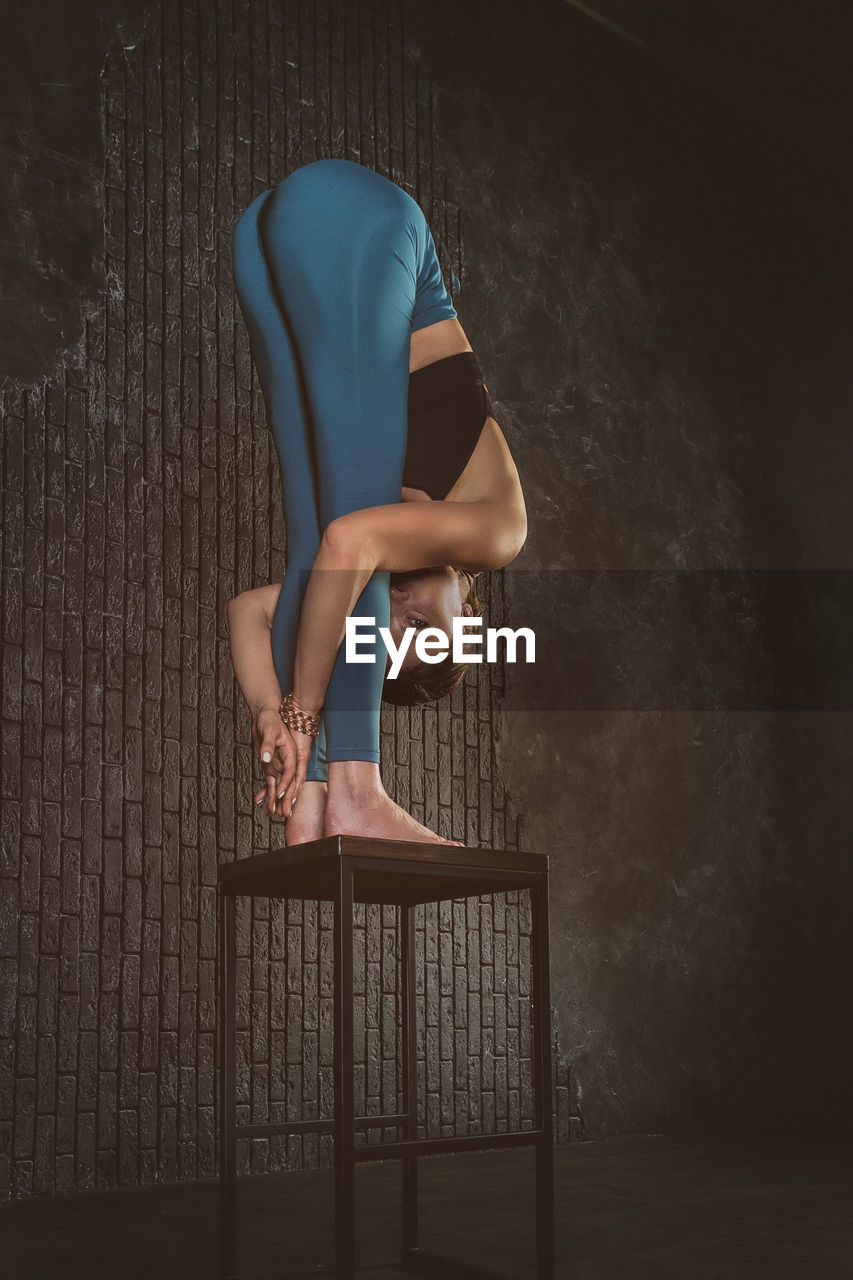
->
[[327, 760, 384, 803]]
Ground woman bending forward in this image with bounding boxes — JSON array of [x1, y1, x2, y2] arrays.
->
[[226, 159, 526, 846]]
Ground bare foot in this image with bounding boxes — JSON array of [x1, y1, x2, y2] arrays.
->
[[285, 780, 328, 846], [325, 762, 462, 845]]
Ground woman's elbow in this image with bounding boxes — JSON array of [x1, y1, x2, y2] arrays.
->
[[226, 588, 253, 617], [512, 508, 528, 560], [321, 513, 376, 570], [488, 509, 527, 570]]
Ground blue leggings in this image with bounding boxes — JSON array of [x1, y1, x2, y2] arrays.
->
[[232, 159, 457, 781]]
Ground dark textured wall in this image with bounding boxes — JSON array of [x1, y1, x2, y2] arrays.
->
[[2, 0, 852, 1205], [0, 0, 569, 1200], [0, 0, 148, 386]]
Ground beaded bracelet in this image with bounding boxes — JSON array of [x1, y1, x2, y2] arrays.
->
[[279, 691, 321, 739]]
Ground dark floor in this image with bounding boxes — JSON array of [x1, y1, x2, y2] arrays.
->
[[2, 1132, 852, 1279]]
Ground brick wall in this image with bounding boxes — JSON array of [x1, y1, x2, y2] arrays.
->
[[0, 0, 571, 1198]]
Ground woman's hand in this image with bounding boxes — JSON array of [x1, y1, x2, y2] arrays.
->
[[227, 588, 303, 817], [251, 704, 312, 818]]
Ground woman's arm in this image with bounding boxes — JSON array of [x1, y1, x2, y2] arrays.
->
[[292, 497, 527, 716], [227, 584, 308, 817], [226, 585, 282, 714]]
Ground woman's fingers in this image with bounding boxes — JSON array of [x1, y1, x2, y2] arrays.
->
[[277, 733, 313, 818], [253, 754, 293, 818], [251, 718, 314, 820], [254, 775, 289, 817], [270, 725, 305, 817], [253, 710, 278, 759], [250, 708, 284, 814]]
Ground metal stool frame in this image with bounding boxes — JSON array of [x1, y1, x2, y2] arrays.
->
[[217, 835, 554, 1279]]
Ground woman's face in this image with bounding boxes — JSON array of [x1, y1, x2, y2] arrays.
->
[[387, 568, 473, 675]]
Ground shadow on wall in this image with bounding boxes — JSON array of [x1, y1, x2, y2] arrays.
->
[[410, 0, 853, 1138]]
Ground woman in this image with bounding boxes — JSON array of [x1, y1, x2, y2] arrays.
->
[[228, 158, 526, 846]]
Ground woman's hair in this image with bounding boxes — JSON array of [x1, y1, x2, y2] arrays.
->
[[381, 570, 484, 708]]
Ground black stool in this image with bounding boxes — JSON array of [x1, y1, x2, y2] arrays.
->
[[217, 835, 554, 1278]]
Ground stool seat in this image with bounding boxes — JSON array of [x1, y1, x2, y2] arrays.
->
[[218, 835, 554, 1279], [218, 833, 550, 904]]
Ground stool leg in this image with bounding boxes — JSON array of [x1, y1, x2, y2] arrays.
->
[[219, 888, 237, 1280], [532, 878, 555, 1279], [334, 861, 356, 1277], [401, 904, 419, 1259]]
